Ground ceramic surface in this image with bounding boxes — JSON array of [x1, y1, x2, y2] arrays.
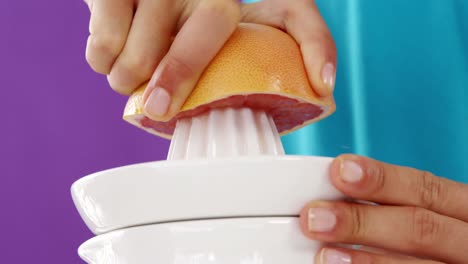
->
[[168, 107, 284, 160], [72, 156, 344, 234], [79, 217, 322, 264]]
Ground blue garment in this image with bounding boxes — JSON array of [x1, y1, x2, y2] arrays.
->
[[282, 0, 468, 183]]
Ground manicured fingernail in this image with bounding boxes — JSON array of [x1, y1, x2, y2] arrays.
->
[[341, 160, 363, 183], [144, 87, 171, 117], [320, 249, 352, 264], [308, 207, 336, 232], [321, 63, 336, 92]]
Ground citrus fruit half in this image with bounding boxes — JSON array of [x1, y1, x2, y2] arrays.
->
[[123, 23, 335, 139]]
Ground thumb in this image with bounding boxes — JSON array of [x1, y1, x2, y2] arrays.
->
[[142, 0, 240, 121], [285, 1, 337, 97]]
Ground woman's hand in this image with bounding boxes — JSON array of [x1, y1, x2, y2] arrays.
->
[[84, 0, 336, 120], [300, 154, 468, 264]]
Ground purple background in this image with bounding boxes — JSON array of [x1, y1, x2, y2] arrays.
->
[[1, 1, 169, 262]]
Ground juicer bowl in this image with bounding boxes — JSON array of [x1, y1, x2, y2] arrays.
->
[[71, 156, 345, 235], [79, 217, 322, 264]]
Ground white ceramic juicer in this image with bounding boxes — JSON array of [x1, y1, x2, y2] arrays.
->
[[71, 24, 346, 264]]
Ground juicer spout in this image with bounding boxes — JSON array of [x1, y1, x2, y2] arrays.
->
[[167, 107, 285, 160]]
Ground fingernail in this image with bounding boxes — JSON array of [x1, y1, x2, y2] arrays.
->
[[341, 160, 363, 183], [308, 207, 337, 232], [144, 87, 171, 117], [320, 249, 352, 264], [321, 63, 336, 92]]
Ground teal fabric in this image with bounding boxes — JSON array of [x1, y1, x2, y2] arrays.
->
[[282, 0, 468, 183]]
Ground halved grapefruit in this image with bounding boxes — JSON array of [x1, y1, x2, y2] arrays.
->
[[123, 23, 335, 139]]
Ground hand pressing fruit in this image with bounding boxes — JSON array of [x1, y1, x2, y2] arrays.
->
[[83, 0, 336, 121], [83, 1, 468, 263]]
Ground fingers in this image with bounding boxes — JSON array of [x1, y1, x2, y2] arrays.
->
[[328, 154, 468, 222], [107, 0, 178, 95], [86, 0, 133, 74], [284, 0, 337, 97], [300, 202, 468, 263], [142, 0, 241, 121], [315, 247, 445, 264], [240, 0, 336, 97]]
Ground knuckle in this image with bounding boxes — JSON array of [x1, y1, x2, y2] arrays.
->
[[85, 45, 98, 71], [202, 0, 241, 21], [348, 204, 367, 240], [85, 37, 106, 74], [88, 34, 124, 59], [106, 74, 124, 94], [108, 53, 158, 95], [301, 30, 337, 59], [119, 54, 156, 80], [409, 207, 440, 250], [164, 55, 195, 80], [417, 170, 444, 210], [284, 0, 310, 22], [366, 163, 387, 196], [107, 69, 134, 95], [106, 74, 132, 96], [147, 55, 196, 95]]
